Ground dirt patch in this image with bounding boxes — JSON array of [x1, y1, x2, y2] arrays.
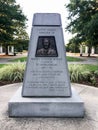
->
[[0, 79, 98, 87], [73, 77, 98, 87], [0, 81, 20, 86]]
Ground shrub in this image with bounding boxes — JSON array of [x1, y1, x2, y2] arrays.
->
[[68, 65, 83, 82], [94, 70, 98, 77], [0, 62, 26, 82], [81, 70, 92, 81], [68, 64, 96, 84]]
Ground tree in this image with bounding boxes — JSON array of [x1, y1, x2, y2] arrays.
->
[[0, 0, 28, 55], [15, 28, 29, 53], [66, 38, 80, 53], [65, 0, 98, 56], [14, 26, 29, 53]]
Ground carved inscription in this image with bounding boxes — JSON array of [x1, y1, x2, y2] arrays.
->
[[37, 28, 56, 35], [25, 57, 67, 93]]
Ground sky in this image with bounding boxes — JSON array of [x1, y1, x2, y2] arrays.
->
[[16, 0, 72, 44]]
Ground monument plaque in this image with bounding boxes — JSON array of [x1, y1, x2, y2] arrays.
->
[[36, 36, 58, 57], [9, 13, 84, 117]]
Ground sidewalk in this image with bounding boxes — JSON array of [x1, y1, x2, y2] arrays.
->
[[0, 53, 27, 64], [68, 57, 98, 65], [0, 52, 98, 65], [67, 53, 98, 65], [0, 83, 98, 130]]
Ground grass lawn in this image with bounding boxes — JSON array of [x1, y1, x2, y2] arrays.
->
[[0, 64, 7, 68], [0, 62, 98, 86], [69, 64, 98, 72], [1, 56, 83, 68], [66, 56, 84, 62], [10, 56, 84, 62], [10, 57, 27, 62], [82, 64, 98, 71], [0, 62, 97, 72]]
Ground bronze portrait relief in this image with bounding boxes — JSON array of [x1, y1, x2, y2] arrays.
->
[[35, 36, 58, 57]]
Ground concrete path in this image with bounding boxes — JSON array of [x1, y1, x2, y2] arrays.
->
[[0, 52, 98, 65], [0, 53, 27, 64], [0, 53, 98, 65], [0, 83, 98, 130], [68, 56, 98, 65]]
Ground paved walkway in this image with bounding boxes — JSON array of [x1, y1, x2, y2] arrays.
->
[[0, 53, 27, 64], [0, 53, 98, 65], [68, 56, 98, 65], [67, 53, 98, 65], [0, 83, 98, 130]]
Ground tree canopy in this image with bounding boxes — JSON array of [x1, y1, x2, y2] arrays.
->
[[65, 0, 98, 56], [0, 0, 28, 54]]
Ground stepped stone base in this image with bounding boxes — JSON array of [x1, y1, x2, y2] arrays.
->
[[9, 87, 84, 117]]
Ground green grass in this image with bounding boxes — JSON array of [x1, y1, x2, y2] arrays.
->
[[10, 56, 83, 62], [0, 64, 7, 68], [68, 64, 98, 86], [0, 63, 97, 71], [69, 64, 98, 72], [0, 63, 98, 86], [66, 56, 84, 62], [10, 57, 27, 62], [0, 62, 25, 82], [81, 64, 98, 72]]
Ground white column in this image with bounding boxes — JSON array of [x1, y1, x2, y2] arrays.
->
[[80, 45, 83, 55], [91, 46, 95, 54], [0, 46, 3, 53], [85, 46, 88, 53], [11, 46, 14, 53]]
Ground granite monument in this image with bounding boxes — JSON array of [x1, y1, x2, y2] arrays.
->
[[9, 13, 84, 117]]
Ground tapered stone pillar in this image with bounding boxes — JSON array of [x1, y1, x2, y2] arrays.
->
[[9, 13, 84, 117]]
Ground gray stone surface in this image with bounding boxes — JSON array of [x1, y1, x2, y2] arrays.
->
[[16, 13, 84, 118], [22, 26, 71, 97], [22, 13, 71, 97], [0, 83, 98, 130], [9, 87, 84, 117], [33, 13, 61, 26]]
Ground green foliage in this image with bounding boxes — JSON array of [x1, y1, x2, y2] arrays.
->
[[0, 0, 28, 55], [0, 64, 7, 68], [66, 40, 80, 53], [0, 62, 98, 86], [10, 57, 27, 62], [68, 64, 98, 86], [69, 65, 83, 82], [94, 70, 98, 77], [0, 62, 25, 82], [81, 64, 98, 72], [65, 0, 98, 56], [15, 39, 29, 52], [66, 56, 83, 61]]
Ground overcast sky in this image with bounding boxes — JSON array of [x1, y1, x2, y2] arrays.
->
[[16, 0, 72, 44]]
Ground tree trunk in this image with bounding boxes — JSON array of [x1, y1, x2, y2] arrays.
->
[[5, 45, 9, 55], [80, 45, 83, 57], [80, 53, 82, 57], [88, 47, 91, 57], [88, 53, 90, 57]]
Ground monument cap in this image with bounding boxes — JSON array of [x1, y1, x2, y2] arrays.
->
[[32, 13, 62, 26]]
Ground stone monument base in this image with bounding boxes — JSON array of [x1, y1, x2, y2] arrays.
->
[[9, 87, 84, 117]]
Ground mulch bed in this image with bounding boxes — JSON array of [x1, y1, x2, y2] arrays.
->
[[0, 81, 20, 86], [0, 79, 98, 87], [74, 77, 98, 87]]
